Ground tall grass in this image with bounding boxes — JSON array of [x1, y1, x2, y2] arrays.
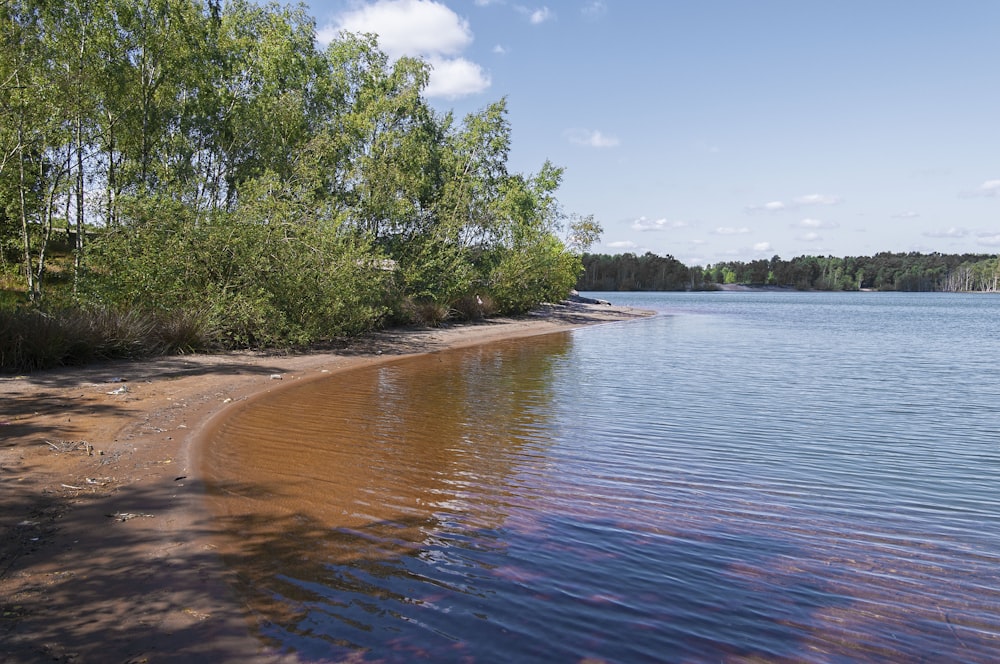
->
[[0, 306, 215, 373]]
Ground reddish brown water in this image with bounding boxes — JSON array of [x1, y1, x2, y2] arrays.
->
[[201, 294, 1000, 662], [202, 335, 580, 659]]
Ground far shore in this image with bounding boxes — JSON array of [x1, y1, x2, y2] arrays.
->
[[0, 299, 651, 663]]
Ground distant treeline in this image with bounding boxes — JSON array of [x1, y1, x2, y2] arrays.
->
[[578, 252, 1000, 292]]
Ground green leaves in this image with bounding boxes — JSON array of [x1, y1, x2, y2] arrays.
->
[[85, 192, 390, 346], [3, 0, 595, 345]]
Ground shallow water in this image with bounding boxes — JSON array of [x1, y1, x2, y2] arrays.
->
[[203, 291, 1000, 662]]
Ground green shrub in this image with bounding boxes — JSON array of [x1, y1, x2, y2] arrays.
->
[[486, 235, 581, 314], [82, 197, 391, 349]]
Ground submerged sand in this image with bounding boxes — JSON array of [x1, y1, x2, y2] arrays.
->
[[0, 301, 650, 663]]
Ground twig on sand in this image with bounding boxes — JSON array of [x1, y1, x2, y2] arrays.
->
[[44, 440, 93, 454], [106, 512, 155, 522]]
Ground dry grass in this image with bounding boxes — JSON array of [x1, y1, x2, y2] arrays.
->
[[0, 306, 216, 372]]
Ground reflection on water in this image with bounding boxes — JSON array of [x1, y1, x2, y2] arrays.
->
[[204, 294, 1000, 662], [203, 334, 575, 660]]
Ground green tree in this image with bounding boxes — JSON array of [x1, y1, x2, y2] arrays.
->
[[566, 214, 602, 254], [485, 162, 581, 311]]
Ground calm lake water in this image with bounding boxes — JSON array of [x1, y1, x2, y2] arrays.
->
[[203, 291, 1000, 662]]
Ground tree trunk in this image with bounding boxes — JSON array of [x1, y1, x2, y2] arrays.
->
[[34, 156, 65, 299], [74, 111, 85, 295], [16, 72, 36, 302]]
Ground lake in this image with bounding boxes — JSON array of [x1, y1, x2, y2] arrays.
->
[[202, 291, 1000, 662]]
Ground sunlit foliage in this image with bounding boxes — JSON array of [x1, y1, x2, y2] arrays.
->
[[0, 0, 590, 358]]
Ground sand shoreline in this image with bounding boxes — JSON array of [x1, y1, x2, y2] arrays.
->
[[1, 301, 651, 663]]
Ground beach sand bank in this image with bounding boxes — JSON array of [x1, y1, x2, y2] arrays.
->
[[0, 300, 650, 663]]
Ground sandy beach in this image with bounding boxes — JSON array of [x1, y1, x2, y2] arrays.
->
[[0, 300, 650, 663]]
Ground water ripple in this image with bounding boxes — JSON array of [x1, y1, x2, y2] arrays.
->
[[204, 292, 1000, 662]]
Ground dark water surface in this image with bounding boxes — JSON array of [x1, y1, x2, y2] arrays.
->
[[203, 292, 1000, 662]]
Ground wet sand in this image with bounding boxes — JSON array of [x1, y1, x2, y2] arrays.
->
[[0, 301, 651, 663]]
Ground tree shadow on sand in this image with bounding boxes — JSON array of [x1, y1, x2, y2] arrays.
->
[[0, 478, 270, 664], [1, 358, 299, 448]]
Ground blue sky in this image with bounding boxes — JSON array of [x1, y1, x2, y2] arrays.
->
[[295, 0, 1000, 266]]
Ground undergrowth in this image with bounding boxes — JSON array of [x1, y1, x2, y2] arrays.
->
[[0, 306, 216, 373]]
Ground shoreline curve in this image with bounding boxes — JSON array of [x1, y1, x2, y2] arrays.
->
[[0, 300, 652, 663]]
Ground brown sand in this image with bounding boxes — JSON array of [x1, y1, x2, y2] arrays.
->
[[0, 301, 650, 663]]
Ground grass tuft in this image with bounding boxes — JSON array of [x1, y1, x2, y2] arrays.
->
[[0, 306, 216, 372], [398, 298, 451, 327], [449, 293, 496, 321]]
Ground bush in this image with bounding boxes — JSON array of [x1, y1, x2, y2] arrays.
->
[[82, 199, 391, 349], [486, 235, 581, 314]]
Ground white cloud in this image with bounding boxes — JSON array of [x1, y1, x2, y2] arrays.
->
[[423, 57, 491, 98], [515, 5, 554, 24], [923, 227, 968, 238], [492, 44, 507, 55], [581, 1, 607, 19], [976, 232, 1000, 246], [631, 217, 686, 232], [746, 201, 786, 214], [796, 232, 822, 242], [714, 226, 751, 235], [565, 128, 620, 148], [331, 0, 489, 99], [747, 195, 842, 214], [608, 240, 637, 249], [978, 180, 1000, 196], [959, 179, 1000, 198], [892, 211, 920, 219], [796, 218, 839, 229], [530, 7, 554, 24], [753, 242, 773, 252], [336, 0, 471, 57], [794, 193, 842, 206], [316, 25, 339, 46]]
